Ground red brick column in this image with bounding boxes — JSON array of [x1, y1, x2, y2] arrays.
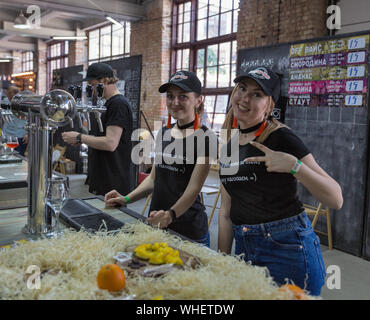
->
[[130, 0, 172, 129], [69, 40, 88, 69], [36, 39, 47, 95]]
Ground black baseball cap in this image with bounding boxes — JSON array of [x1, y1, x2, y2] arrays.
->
[[159, 70, 202, 95], [83, 62, 114, 81], [234, 66, 281, 103]]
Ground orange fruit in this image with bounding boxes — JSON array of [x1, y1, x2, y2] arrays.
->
[[278, 284, 307, 300], [96, 264, 126, 292]]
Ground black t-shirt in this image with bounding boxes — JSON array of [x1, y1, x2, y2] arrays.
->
[[149, 124, 217, 240], [88, 94, 134, 196], [219, 127, 310, 225]]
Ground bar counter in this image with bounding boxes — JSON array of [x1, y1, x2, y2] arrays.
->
[[0, 157, 28, 190], [0, 197, 144, 247]]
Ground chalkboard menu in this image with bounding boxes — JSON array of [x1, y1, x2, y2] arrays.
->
[[238, 31, 370, 259], [288, 35, 369, 108]]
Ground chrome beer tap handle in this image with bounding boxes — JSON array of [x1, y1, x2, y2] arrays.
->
[[67, 115, 74, 128], [74, 85, 83, 129], [86, 84, 93, 101], [96, 83, 104, 108], [84, 109, 91, 132], [84, 84, 94, 132], [5, 111, 13, 123], [76, 113, 83, 129], [94, 111, 104, 133], [67, 85, 76, 98]]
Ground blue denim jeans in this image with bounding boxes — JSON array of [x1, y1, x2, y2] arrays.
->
[[15, 137, 27, 157], [232, 211, 326, 296], [194, 231, 210, 247]]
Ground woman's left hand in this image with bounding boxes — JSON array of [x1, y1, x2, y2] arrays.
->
[[245, 141, 297, 173], [147, 210, 172, 229]]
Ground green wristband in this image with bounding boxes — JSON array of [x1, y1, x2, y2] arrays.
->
[[124, 196, 131, 204], [290, 159, 302, 175]]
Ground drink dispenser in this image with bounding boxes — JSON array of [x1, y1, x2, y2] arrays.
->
[[1, 88, 106, 238]]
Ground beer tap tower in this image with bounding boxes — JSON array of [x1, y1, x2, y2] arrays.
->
[[0, 87, 106, 238]]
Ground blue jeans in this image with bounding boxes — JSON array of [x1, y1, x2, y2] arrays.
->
[[194, 231, 210, 247], [232, 211, 326, 296], [15, 137, 27, 157]]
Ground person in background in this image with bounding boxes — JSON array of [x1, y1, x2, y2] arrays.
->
[[62, 63, 134, 196], [1, 84, 28, 157], [218, 66, 343, 295], [105, 71, 216, 246]]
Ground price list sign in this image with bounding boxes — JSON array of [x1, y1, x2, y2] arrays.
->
[[288, 35, 369, 107]]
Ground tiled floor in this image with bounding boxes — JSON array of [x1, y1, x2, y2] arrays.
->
[[5, 171, 369, 300]]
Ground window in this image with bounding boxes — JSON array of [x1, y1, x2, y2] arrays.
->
[[88, 22, 131, 64], [197, 0, 238, 41], [22, 51, 34, 72], [196, 40, 237, 88], [47, 41, 69, 90], [172, 0, 239, 133]]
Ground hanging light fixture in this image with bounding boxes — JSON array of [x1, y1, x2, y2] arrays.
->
[[14, 11, 30, 29]]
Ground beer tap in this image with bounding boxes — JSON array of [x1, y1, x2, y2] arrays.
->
[[3, 86, 107, 239], [1, 109, 14, 124], [75, 85, 84, 129], [86, 84, 93, 104], [66, 85, 76, 128], [7, 89, 77, 237], [84, 84, 93, 131], [94, 83, 104, 133], [67, 85, 75, 97], [0, 101, 14, 124]]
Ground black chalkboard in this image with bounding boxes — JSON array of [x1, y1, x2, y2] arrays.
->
[[104, 55, 142, 131], [237, 31, 370, 258], [51, 65, 84, 173]]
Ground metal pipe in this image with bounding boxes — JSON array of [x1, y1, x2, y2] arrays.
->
[[24, 116, 54, 235]]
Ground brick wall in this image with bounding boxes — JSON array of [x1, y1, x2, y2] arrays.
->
[[36, 40, 47, 95], [237, 0, 328, 49], [130, 0, 172, 129], [69, 40, 88, 70]]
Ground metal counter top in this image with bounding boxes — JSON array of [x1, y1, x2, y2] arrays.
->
[[0, 197, 144, 246], [0, 158, 28, 189]]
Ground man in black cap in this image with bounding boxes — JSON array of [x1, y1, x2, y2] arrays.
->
[[62, 62, 134, 196]]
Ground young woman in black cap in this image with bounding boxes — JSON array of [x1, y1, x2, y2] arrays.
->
[[105, 70, 216, 246], [218, 66, 343, 295]]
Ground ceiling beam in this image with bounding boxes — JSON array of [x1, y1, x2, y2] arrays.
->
[[0, 40, 36, 51], [1, 21, 76, 39], [0, 50, 13, 58], [0, 0, 145, 21], [80, 18, 111, 31]]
